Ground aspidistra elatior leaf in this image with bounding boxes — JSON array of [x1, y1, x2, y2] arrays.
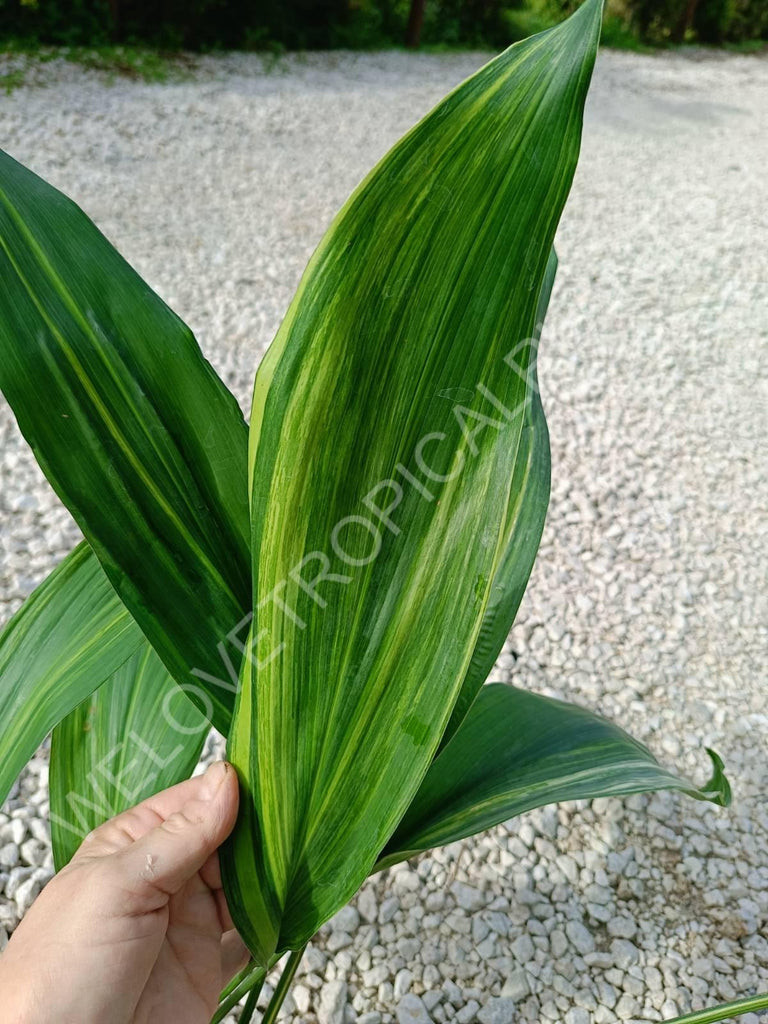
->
[[377, 683, 731, 869], [50, 644, 209, 869], [0, 543, 143, 807], [441, 249, 555, 747], [224, 0, 605, 963], [0, 153, 250, 733]]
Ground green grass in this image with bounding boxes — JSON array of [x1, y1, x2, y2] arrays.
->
[[1, 23, 764, 96], [722, 37, 767, 53], [1, 68, 26, 94], [0, 42, 195, 92], [64, 45, 192, 82]]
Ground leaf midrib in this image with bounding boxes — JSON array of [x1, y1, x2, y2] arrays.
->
[[0, 188, 234, 601]]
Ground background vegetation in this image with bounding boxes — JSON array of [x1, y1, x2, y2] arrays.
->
[[0, 0, 765, 59]]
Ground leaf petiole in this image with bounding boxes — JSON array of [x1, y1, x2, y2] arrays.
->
[[260, 945, 308, 1024], [663, 992, 768, 1024], [237, 976, 265, 1024], [210, 962, 268, 1023]]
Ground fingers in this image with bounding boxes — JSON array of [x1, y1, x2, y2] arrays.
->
[[75, 769, 232, 860], [109, 762, 239, 904], [197, 850, 237, 931], [221, 929, 251, 985], [214, 884, 237, 933], [200, 848, 223, 892]]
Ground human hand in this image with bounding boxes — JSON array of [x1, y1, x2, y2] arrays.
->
[[0, 761, 248, 1024]]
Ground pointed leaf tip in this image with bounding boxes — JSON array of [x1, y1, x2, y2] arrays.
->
[[378, 686, 733, 871], [224, 0, 607, 962], [699, 748, 732, 807]]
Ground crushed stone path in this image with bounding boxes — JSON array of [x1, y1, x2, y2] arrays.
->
[[1, 46, 767, 1023]]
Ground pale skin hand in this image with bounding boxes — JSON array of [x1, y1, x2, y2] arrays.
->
[[0, 761, 249, 1024]]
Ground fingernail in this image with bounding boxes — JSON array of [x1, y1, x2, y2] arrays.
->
[[203, 760, 229, 797]]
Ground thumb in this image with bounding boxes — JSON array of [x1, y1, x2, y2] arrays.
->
[[115, 760, 239, 902]]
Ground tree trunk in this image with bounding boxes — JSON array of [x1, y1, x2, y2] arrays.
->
[[671, 0, 700, 43], [406, 0, 426, 48]]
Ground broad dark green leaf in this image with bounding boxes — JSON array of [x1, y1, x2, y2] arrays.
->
[[441, 249, 555, 747], [0, 543, 143, 807], [0, 152, 250, 733], [224, 0, 604, 963], [378, 683, 731, 869], [50, 644, 208, 868]]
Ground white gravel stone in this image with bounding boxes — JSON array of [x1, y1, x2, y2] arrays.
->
[[358, 888, 379, 925], [614, 992, 639, 1019], [397, 994, 433, 1023], [13, 875, 41, 915], [607, 916, 637, 939], [5, 866, 34, 899], [477, 997, 516, 1024], [394, 968, 414, 998], [0, 903, 18, 932], [19, 837, 46, 867], [611, 939, 641, 969], [565, 1010, 590, 1024], [451, 882, 485, 913], [511, 933, 535, 963], [0, 844, 19, 869], [327, 930, 353, 952], [292, 984, 311, 1015], [331, 905, 360, 933], [1, 45, 766, 1024], [318, 979, 347, 1024], [379, 896, 399, 924], [565, 921, 595, 955], [456, 1001, 480, 1024], [8, 820, 26, 846], [501, 968, 530, 1001]]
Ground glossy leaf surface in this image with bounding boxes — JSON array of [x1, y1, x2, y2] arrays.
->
[[379, 683, 731, 868], [50, 645, 208, 868], [225, 0, 604, 962], [441, 249, 555, 747], [0, 544, 143, 807], [0, 151, 250, 733]]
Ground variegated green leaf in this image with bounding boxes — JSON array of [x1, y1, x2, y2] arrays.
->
[[377, 683, 731, 869], [224, 0, 604, 963], [442, 249, 555, 746], [0, 151, 250, 733], [50, 645, 209, 868], [0, 543, 143, 807]]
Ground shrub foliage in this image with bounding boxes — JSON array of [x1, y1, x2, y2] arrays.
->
[[0, 0, 764, 49]]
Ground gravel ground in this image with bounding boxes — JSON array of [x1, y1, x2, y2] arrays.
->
[[1, 45, 767, 1024]]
